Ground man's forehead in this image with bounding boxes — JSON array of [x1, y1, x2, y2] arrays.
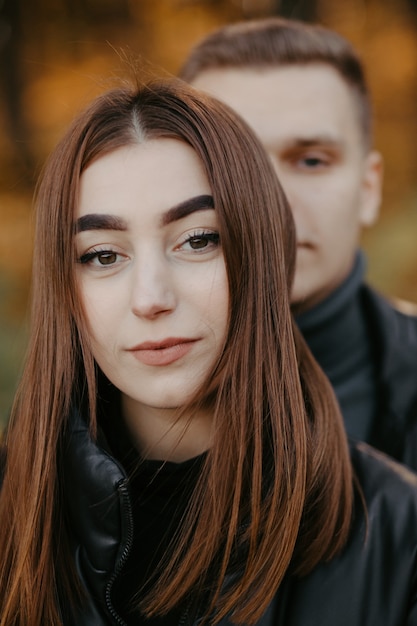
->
[[193, 64, 363, 149], [193, 63, 352, 99]]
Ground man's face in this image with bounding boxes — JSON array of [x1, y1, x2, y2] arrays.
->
[[191, 64, 382, 312]]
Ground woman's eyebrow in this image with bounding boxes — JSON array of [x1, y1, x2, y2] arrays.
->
[[75, 214, 127, 233], [74, 194, 214, 233], [161, 194, 214, 226]]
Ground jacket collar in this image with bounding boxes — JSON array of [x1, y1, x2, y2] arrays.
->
[[360, 284, 417, 456], [360, 286, 417, 417], [62, 404, 130, 577]]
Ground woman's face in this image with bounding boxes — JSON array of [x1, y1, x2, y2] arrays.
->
[[75, 138, 229, 424]]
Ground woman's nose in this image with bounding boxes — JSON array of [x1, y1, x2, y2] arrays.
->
[[130, 260, 176, 320]]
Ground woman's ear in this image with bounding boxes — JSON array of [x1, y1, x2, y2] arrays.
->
[[359, 150, 383, 227]]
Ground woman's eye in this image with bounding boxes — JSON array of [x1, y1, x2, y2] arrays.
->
[[78, 250, 120, 266], [182, 232, 220, 252]]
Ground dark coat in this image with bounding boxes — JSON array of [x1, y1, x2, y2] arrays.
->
[[62, 407, 417, 626], [360, 285, 417, 468]]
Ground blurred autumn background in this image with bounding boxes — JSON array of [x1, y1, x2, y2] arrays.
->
[[1, 0, 417, 426]]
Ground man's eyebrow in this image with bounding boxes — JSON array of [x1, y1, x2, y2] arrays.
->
[[288, 136, 343, 148], [74, 214, 128, 233], [161, 194, 214, 226]]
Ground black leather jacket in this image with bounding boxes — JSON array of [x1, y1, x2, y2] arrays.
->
[[360, 285, 417, 468], [61, 407, 417, 625]]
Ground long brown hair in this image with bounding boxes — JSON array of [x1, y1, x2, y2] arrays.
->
[[179, 17, 373, 150], [0, 79, 353, 625]]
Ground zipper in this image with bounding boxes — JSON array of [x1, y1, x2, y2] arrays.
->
[[101, 489, 249, 625], [104, 478, 135, 625]]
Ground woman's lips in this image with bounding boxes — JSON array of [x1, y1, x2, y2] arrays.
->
[[128, 338, 198, 366]]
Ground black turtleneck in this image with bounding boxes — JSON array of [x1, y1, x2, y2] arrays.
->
[[112, 453, 205, 626], [295, 251, 377, 442], [99, 398, 206, 626]]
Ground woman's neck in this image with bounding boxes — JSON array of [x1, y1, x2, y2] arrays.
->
[[121, 395, 213, 462]]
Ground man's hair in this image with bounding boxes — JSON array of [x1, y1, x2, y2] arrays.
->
[[179, 17, 373, 148]]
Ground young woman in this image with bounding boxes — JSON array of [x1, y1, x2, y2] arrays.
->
[[0, 80, 416, 626]]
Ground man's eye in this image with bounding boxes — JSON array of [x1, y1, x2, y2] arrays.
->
[[302, 157, 324, 167]]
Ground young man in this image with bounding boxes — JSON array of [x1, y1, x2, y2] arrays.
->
[[179, 17, 417, 468]]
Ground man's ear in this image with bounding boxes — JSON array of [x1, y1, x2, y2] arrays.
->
[[360, 150, 383, 227]]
